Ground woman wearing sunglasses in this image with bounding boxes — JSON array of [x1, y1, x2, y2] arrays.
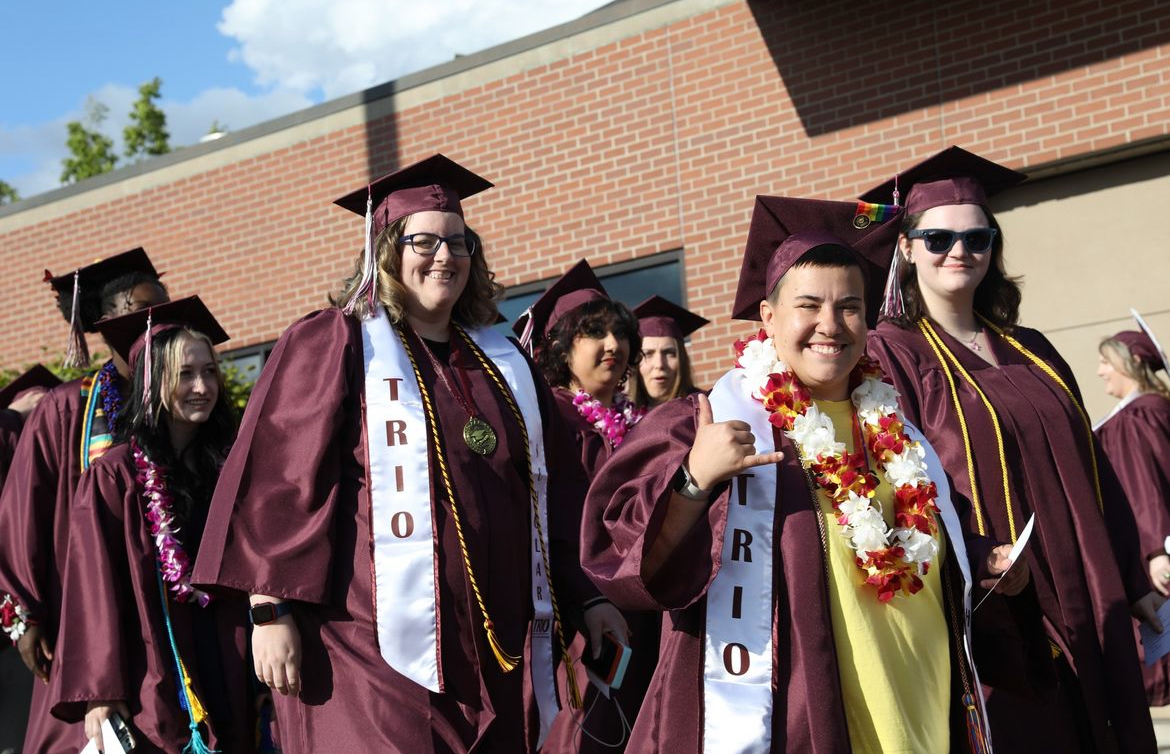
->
[[864, 147, 1161, 753]]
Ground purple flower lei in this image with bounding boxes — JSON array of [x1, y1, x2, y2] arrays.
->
[[572, 390, 646, 448], [131, 441, 211, 607], [97, 361, 123, 434]]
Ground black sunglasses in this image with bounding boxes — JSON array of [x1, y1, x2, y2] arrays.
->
[[906, 227, 998, 253]]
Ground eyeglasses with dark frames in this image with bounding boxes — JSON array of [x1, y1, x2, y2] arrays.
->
[[398, 232, 477, 258], [906, 227, 998, 254]]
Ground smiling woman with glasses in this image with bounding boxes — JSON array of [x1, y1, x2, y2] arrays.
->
[[863, 146, 1163, 754]]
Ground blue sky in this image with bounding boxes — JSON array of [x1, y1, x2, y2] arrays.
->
[[0, 0, 610, 200]]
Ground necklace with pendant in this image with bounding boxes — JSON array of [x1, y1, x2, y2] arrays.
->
[[419, 332, 498, 455]]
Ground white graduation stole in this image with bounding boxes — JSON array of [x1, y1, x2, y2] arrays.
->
[[704, 368, 778, 754], [701, 369, 991, 752], [362, 309, 558, 744]]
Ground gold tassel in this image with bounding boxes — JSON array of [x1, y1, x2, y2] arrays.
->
[[563, 651, 583, 709], [484, 620, 521, 672]]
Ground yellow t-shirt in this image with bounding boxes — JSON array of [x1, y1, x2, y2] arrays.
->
[[814, 398, 951, 754]]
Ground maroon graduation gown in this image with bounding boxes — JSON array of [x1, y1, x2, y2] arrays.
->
[[0, 408, 22, 486], [0, 407, 31, 754], [0, 377, 96, 752], [48, 444, 252, 752], [868, 321, 1156, 752], [543, 389, 660, 754], [1096, 392, 1170, 706], [192, 308, 598, 753], [580, 395, 995, 753]]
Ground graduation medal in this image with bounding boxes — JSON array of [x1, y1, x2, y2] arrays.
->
[[463, 416, 497, 455]]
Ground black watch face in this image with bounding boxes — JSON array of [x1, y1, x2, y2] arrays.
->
[[252, 603, 277, 624]]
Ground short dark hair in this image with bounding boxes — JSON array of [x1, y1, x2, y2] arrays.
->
[[55, 271, 167, 329], [766, 244, 864, 304], [535, 298, 642, 390], [886, 209, 1021, 330]]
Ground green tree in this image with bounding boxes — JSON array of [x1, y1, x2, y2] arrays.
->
[[0, 180, 19, 205], [60, 98, 118, 184], [124, 77, 170, 160]]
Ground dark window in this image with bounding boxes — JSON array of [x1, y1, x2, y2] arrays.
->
[[219, 341, 275, 384], [496, 250, 684, 335]]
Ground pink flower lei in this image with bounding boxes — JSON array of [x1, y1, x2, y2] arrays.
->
[[132, 441, 211, 607], [572, 390, 646, 448]]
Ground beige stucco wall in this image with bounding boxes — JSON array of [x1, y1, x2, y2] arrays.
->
[[992, 151, 1170, 420]]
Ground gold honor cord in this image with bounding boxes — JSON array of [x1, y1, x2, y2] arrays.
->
[[454, 324, 583, 710], [395, 324, 521, 673], [979, 316, 1105, 514], [919, 319, 1017, 542]]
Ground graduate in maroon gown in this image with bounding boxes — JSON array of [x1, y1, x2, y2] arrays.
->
[[48, 296, 251, 753], [514, 260, 648, 753], [0, 249, 168, 753], [582, 195, 1031, 753], [1095, 316, 1170, 705], [0, 365, 59, 487], [0, 365, 58, 753], [630, 295, 709, 409], [192, 154, 623, 753], [862, 146, 1162, 751]]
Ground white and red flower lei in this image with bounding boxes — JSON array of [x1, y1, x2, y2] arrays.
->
[[733, 329, 942, 602], [572, 390, 646, 448], [0, 593, 31, 643], [132, 442, 211, 607]]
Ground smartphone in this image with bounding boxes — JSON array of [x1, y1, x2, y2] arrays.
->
[[583, 632, 632, 692], [108, 712, 137, 753]]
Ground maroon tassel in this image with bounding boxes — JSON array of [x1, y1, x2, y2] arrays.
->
[[62, 270, 91, 369]]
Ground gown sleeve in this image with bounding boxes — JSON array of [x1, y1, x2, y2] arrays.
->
[[192, 309, 359, 604], [1097, 399, 1171, 564], [50, 458, 134, 721], [581, 395, 731, 612], [0, 389, 69, 621]]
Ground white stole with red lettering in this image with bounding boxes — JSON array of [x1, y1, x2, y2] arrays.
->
[[702, 368, 991, 752], [362, 309, 558, 744], [704, 368, 777, 753]]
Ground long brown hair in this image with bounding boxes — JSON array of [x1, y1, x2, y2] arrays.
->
[[886, 209, 1022, 330], [331, 217, 503, 327], [1099, 337, 1170, 398]]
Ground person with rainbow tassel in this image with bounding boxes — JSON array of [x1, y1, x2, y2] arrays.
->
[[48, 297, 253, 753]]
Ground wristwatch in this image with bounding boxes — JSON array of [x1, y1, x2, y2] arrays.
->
[[671, 463, 711, 501], [249, 601, 294, 626]]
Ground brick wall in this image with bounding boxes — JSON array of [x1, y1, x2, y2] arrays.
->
[[0, 0, 1166, 386]]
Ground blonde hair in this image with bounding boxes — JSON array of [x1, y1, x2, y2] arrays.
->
[[1099, 337, 1169, 399], [331, 217, 503, 327], [158, 329, 227, 419]]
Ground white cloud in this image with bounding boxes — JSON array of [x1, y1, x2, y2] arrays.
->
[[218, 0, 613, 100], [2, 1, 608, 200]]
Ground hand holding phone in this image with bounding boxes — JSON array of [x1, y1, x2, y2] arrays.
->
[[583, 631, 632, 692]]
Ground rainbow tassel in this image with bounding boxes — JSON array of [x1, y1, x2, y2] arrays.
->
[[963, 693, 990, 754]]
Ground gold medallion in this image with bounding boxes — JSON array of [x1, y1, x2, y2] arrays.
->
[[463, 417, 497, 455]]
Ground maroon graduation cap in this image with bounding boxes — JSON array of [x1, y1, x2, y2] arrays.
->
[[511, 259, 609, 351], [632, 296, 709, 340], [334, 155, 494, 315], [0, 365, 61, 410], [95, 296, 230, 368], [858, 145, 1026, 215], [1114, 309, 1169, 373], [731, 196, 903, 327], [44, 247, 160, 369]]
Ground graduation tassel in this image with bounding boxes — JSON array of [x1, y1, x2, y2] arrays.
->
[[879, 240, 905, 320], [63, 270, 91, 369], [484, 619, 522, 673], [143, 310, 155, 426], [343, 190, 377, 316], [155, 570, 219, 754], [963, 693, 990, 754], [563, 650, 583, 709], [515, 306, 536, 355]]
